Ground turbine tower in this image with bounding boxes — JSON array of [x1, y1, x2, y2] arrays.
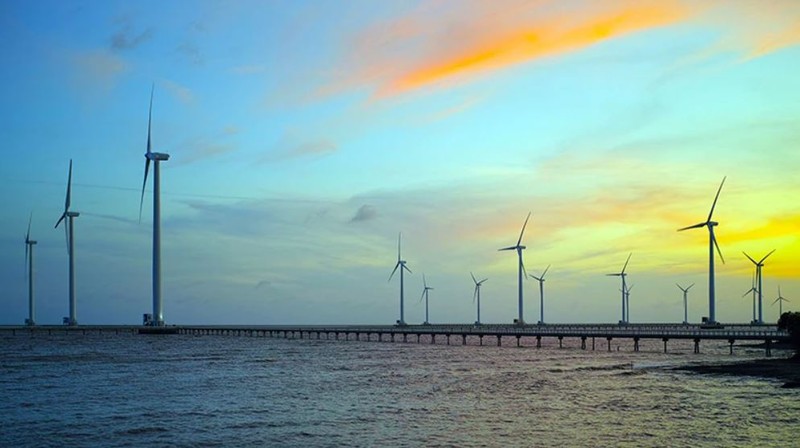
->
[[742, 272, 757, 324], [743, 249, 775, 325], [772, 286, 789, 316], [678, 176, 726, 325], [419, 274, 433, 325], [622, 284, 634, 322], [676, 283, 694, 324], [54, 159, 79, 326], [471, 272, 488, 325], [139, 85, 170, 327], [606, 253, 632, 324], [24, 214, 37, 326], [389, 233, 411, 325], [499, 212, 531, 325], [529, 265, 550, 325]]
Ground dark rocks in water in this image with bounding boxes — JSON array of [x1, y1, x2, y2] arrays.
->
[[675, 358, 800, 386], [781, 381, 800, 389]]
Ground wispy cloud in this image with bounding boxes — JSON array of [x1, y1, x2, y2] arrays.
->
[[350, 204, 377, 223], [71, 50, 128, 89], [260, 134, 338, 163], [109, 16, 154, 51], [161, 79, 195, 105]]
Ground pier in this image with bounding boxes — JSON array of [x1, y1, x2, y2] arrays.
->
[[0, 323, 790, 356]]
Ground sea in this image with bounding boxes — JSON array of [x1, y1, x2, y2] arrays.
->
[[1, 332, 797, 447]]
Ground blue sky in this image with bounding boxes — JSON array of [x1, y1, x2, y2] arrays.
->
[[1, 0, 798, 325]]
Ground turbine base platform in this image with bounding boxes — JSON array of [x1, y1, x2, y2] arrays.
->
[[138, 326, 179, 335]]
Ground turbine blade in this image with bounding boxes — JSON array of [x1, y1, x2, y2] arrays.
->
[[147, 83, 154, 155], [516, 211, 531, 247], [772, 297, 780, 305], [480, 278, 488, 284], [759, 249, 776, 264], [423, 273, 427, 289], [742, 251, 757, 265], [139, 158, 151, 223], [498, 246, 517, 251], [676, 283, 682, 291], [520, 254, 527, 279], [677, 222, 707, 231], [473, 286, 478, 303], [471, 272, 478, 284], [688, 283, 694, 290], [65, 159, 73, 212], [397, 232, 401, 262], [712, 233, 724, 264], [420, 289, 425, 303], [388, 262, 399, 282], [54, 212, 66, 229], [706, 176, 726, 222], [541, 264, 551, 279], [403, 264, 412, 274], [621, 253, 632, 273], [26, 212, 32, 241], [530, 275, 542, 281], [606, 273, 621, 277]]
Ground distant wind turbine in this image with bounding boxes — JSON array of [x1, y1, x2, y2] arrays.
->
[[676, 283, 694, 324], [622, 284, 634, 322], [419, 274, 433, 325], [772, 286, 789, 316], [139, 85, 171, 327], [24, 213, 37, 326], [678, 176, 726, 324], [471, 272, 488, 325], [529, 265, 550, 325], [743, 249, 775, 325], [389, 233, 412, 325], [606, 253, 632, 324], [741, 272, 758, 324], [499, 212, 531, 325], [54, 159, 79, 326]]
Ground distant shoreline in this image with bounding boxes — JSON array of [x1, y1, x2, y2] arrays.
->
[[674, 356, 800, 388]]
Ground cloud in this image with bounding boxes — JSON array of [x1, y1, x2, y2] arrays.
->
[[110, 20, 154, 51], [350, 205, 377, 223], [176, 42, 203, 65], [261, 138, 338, 163], [161, 79, 195, 105], [71, 50, 128, 89]]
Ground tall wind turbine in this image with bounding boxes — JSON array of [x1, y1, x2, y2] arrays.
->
[[606, 253, 632, 324], [499, 212, 531, 325], [743, 249, 775, 325], [24, 213, 37, 326], [139, 85, 170, 327], [54, 159, 79, 326], [471, 272, 488, 325], [389, 233, 411, 325], [622, 284, 634, 322], [676, 283, 694, 324], [772, 286, 789, 316], [529, 265, 550, 325], [419, 274, 433, 325], [678, 177, 726, 324], [742, 272, 758, 324]]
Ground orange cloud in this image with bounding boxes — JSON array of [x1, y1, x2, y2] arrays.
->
[[380, 2, 687, 95]]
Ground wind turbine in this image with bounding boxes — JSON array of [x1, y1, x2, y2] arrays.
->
[[24, 213, 37, 326], [389, 233, 411, 325], [419, 274, 433, 325], [676, 283, 694, 324], [499, 212, 531, 325], [471, 272, 488, 325], [741, 272, 758, 324], [678, 176, 726, 324], [622, 284, 634, 322], [606, 253, 632, 324], [54, 159, 79, 326], [772, 286, 789, 316], [139, 85, 170, 327], [743, 249, 775, 324], [529, 265, 550, 325]]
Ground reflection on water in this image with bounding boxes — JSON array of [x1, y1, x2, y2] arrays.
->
[[1, 333, 797, 447]]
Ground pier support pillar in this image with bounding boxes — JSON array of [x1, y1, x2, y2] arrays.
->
[[581, 336, 586, 350], [663, 338, 669, 353], [766, 339, 772, 357], [403, 334, 408, 343], [417, 334, 421, 343], [693, 338, 700, 354], [391, 333, 395, 342], [356, 332, 360, 341], [728, 339, 735, 355], [431, 334, 436, 344], [634, 338, 640, 352], [607, 337, 613, 352], [479, 335, 484, 346], [446, 334, 450, 345], [536, 335, 542, 348], [497, 335, 502, 347], [516, 335, 521, 347], [462, 334, 467, 345], [558, 336, 563, 348]]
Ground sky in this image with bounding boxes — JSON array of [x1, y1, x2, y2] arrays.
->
[[1, 0, 798, 326]]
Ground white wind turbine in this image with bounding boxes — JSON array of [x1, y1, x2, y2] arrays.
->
[[622, 284, 634, 322], [606, 253, 632, 324], [389, 233, 412, 325], [529, 265, 550, 325], [471, 272, 488, 325], [139, 85, 170, 327], [742, 272, 758, 324], [54, 159, 79, 326], [772, 286, 789, 316], [24, 213, 37, 326], [743, 249, 775, 324], [678, 177, 726, 324], [499, 212, 531, 325], [419, 274, 433, 325], [676, 283, 694, 324]]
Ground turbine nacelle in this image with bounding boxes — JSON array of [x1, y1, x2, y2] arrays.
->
[[146, 152, 170, 161]]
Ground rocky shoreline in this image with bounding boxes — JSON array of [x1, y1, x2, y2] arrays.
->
[[674, 356, 800, 388]]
